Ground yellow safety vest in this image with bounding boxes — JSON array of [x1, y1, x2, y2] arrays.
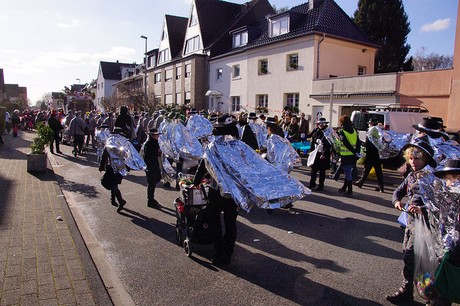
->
[[340, 129, 357, 156]]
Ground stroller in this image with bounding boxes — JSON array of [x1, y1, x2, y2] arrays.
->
[[174, 179, 215, 257]]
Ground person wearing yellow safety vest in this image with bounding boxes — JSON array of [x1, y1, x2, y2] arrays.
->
[[337, 115, 361, 196]]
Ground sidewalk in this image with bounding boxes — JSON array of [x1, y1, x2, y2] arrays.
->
[[0, 131, 112, 306]]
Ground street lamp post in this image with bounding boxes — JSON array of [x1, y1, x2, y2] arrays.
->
[[140, 35, 148, 106]]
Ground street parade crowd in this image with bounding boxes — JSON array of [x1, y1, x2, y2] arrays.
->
[[2, 105, 460, 305]]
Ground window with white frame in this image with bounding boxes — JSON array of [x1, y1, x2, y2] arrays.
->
[[176, 93, 182, 104], [270, 16, 289, 37], [358, 66, 367, 75], [185, 36, 201, 54], [154, 96, 161, 105], [288, 53, 299, 70], [185, 64, 192, 77], [154, 72, 161, 84], [231, 96, 240, 112], [176, 66, 181, 79], [286, 93, 299, 109], [232, 64, 240, 78], [165, 94, 173, 105], [165, 69, 173, 81], [259, 59, 268, 74], [216, 68, 223, 81], [257, 94, 268, 108], [232, 31, 248, 48], [158, 49, 170, 64], [185, 92, 191, 104]]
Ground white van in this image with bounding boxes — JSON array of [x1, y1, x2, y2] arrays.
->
[[351, 104, 429, 137]]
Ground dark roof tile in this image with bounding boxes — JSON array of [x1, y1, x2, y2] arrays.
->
[[165, 15, 189, 60], [100, 61, 136, 80]]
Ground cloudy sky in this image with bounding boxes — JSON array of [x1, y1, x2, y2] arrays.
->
[[0, 0, 457, 104]]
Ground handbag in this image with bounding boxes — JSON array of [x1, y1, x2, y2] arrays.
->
[[307, 146, 319, 167], [434, 251, 460, 302]]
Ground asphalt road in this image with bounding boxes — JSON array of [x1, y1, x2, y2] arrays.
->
[[49, 144, 431, 306]]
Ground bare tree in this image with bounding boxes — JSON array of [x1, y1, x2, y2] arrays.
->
[[412, 47, 453, 71]]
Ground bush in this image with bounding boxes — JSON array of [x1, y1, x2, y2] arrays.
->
[[30, 122, 54, 154]]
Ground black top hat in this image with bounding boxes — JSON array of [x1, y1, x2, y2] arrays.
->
[[368, 118, 379, 125], [159, 109, 166, 115], [412, 117, 442, 138], [427, 116, 447, 128], [402, 137, 437, 168], [149, 127, 161, 135], [213, 114, 235, 127], [434, 159, 460, 178], [248, 112, 258, 120], [316, 117, 329, 125], [265, 117, 277, 125], [189, 108, 198, 114]]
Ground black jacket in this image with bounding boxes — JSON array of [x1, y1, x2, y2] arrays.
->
[[143, 138, 162, 183]]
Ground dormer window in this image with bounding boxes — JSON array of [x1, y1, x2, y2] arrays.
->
[[269, 16, 289, 37], [233, 31, 248, 48]]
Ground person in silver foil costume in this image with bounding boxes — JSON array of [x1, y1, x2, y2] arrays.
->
[[99, 127, 147, 213], [192, 114, 240, 265], [95, 124, 110, 162], [386, 137, 437, 305], [417, 160, 460, 306]]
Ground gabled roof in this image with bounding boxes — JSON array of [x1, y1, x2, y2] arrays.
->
[[195, 0, 244, 48], [100, 61, 136, 80], [164, 15, 188, 60], [212, 0, 378, 58]]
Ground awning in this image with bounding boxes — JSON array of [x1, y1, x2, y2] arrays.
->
[[205, 90, 222, 96]]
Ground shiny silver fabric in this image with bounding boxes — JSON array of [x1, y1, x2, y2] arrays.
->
[[266, 134, 302, 173], [430, 139, 460, 166], [367, 127, 411, 159], [420, 174, 460, 255], [95, 128, 111, 160], [105, 134, 146, 176], [203, 137, 310, 212], [322, 127, 341, 152], [159, 120, 203, 162], [186, 114, 213, 139], [249, 122, 267, 149]]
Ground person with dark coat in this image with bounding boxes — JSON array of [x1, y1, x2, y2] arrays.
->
[[193, 114, 239, 265], [99, 127, 127, 212], [47, 111, 63, 154], [241, 112, 259, 150], [265, 117, 284, 138], [114, 105, 134, 139], [308, 118, 331, 191], [386, 137, 437, 304], [143, 128, 162, 207], [354, 118, 384, 192]]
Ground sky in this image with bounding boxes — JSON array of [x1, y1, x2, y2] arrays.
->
[[0, 0, 457, 105]]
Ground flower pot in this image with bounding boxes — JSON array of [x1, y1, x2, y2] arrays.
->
[[27, 153, 49, 172]]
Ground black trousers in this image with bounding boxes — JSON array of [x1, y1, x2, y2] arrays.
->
[[207, 188, 238, 257], [73, 135, 84, 153], [360, 159, 384, 187]]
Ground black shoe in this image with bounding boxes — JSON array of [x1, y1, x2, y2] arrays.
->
[[117, 199, 126, 212], [385, 288, 413, 304], [308, 184, 316, 189], [212, 255, 231, 265], [375, 186, 384, 193], [354, 181, 364, 188], [56, 150, 62, 154], [163, 182, 171, 188], [315, 186, 324, 191], [147, 200, 159, 208]]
